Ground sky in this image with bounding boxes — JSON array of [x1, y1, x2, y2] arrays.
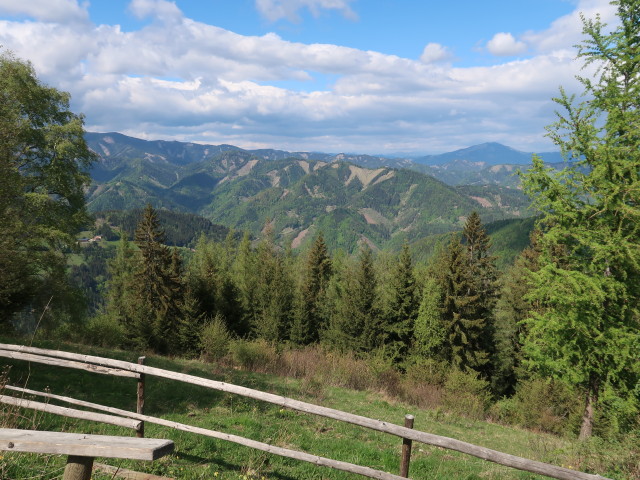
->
[[0, 0, 618, 155]]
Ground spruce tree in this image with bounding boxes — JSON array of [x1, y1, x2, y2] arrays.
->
[[520, 0, 640, 438], [132, 204, 183, 353], [413, 276, 446, 360], [291, 233, 332, 345], [104, 232, 138, 335], [252, 230, 294, 342], [462, 212, 498, 376], [438, 235, 489, 373], [328, 244, 380, 353], [383, 243, 419, 363]]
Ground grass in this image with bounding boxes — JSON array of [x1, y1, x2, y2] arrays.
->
[[0, 339, 637, 480]]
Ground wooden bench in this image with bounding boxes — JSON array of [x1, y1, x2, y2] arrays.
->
[[0, 428, 174, 480]]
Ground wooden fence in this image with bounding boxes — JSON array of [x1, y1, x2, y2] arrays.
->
[[0, 343, 611, 480]]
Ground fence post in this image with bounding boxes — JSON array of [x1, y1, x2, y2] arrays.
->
[[399, 414, 414, 477], [136, 356, 146, 438]]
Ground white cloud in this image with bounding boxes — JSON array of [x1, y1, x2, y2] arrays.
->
[[420, 43, 452, 64], [255, 0, 357, 22], [0, 0, 88, 24], [0, 0, 608, 154], [486, 32, 527, 56], [523, 0, 616, 54], [128, 0, 183, 24]]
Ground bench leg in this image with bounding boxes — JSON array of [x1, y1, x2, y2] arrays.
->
[[64, 455, 94, 480]]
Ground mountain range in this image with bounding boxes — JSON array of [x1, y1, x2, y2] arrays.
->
[[84, 132, 541, 252]]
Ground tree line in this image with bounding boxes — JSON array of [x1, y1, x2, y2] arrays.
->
[[1, 0, 638, 441]]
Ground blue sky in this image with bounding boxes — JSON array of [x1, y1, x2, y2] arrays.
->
[[0, 0, 617, 155]]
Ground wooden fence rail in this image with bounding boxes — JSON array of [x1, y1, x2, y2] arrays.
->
[[0, 343, 611, 480]]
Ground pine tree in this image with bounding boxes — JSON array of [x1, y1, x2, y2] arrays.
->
[[462, 212, 498, 376], [520, 0, 640, 438], [104, 232, 138, 336], [383, 243, 419, 363], [328, 244, 380, 353], [413, 276, 446, 360], [491, 238, 540, 396], [132, 205, 183, 353], [438, 235, 489, 373], [291, 233, 332, 345], [252, 231, 294, 342]]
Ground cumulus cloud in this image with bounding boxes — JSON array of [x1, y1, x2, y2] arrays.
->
[[255, 0, 357, 22], [0, 0, 604, 154], [486, 32, 527, 56], [420, 43, 453, 64], [128, 0, 183, 24], [0, 0, 89, 24], [523, 0, 616, 54]]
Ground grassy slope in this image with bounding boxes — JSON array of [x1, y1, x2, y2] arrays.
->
[[0, 340, 631, 480]]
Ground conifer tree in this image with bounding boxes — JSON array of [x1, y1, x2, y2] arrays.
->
[[291, 233, 332, 345], [383, 243, 419, 363], [520, 0, 640, 438], [104, 232, 138, 334], [491, 238, 540, 396], [233, 231, 260, 335], [413, 277, 446, 360], [328, 244, 380, 353], [438, 235, 489, 373], [252, 229, 294, 342], [132, 204, 183, 353], [462, 212, 498, 375]]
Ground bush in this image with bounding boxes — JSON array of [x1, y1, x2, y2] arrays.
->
[[510, 378, 581, 435], [200, 315, 231, 362], [229, 339, 278, 372], [441, 369, 491, 420], [82, 315, 126, 347]]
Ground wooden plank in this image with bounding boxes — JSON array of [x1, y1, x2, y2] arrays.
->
[[0, 429, 174, 460], [0, 350, 139, 378], [0, 395, 142, 431], [93, 462, 174, 480], [0, 344, 137, 372], [5, 386, 407, 480], [1, 345, 612, 480]]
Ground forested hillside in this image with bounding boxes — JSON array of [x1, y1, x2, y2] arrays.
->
[[1, 2, 639, 465]]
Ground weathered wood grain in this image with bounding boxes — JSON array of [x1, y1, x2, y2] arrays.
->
[[1, 344, 612, 480], [0, 349, 139, 378], [0, 395, 142, 430], [0, 429, 174, 460], [93, 462, 175, 480]]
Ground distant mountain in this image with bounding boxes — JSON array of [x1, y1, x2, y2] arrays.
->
[[84, 132, 534, 253], [85, 132, 564, 189], [414, 142, 564, 166]]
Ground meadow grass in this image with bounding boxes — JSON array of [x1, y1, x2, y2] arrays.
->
[[0, 339, 636, 480]]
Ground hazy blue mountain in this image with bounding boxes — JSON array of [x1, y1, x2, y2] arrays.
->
[[414, 142, 563, 166]]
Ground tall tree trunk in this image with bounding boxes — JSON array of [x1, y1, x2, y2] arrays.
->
[[579, 389, 596, 440]]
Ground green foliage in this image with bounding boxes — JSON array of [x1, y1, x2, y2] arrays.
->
[[382, 243, 419, 363], [97, 208, 232, 247], [228, 339, 278, 371], [325, 245, 381, 353], [441, 369, 491, 420], [82, 314, 127, 347], [491, 378, 581, 436], [413, 277, 446, 359], [520, 0, 640, 438], [291, 233, 333, 345], [200, 314, 232, 362], [0, 50, 96, 326]]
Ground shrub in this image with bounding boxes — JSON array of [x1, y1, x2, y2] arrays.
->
[[511, 378, 581, 435], [441, 369, 491, 420], [200, 315, 231, 362], [83, 315, 126, 347], [229, 339, 278, 372]]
